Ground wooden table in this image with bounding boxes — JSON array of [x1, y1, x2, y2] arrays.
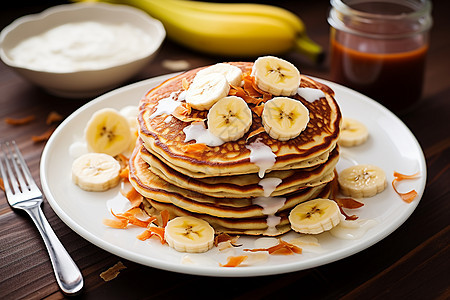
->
[[1, 1, 449, 299]]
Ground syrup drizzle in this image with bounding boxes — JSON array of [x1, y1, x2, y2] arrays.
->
[[329, 218, 378, 239], [149, 92, 182, 119], [183, 122, 225, 147], [258, 177, 282, 197], [245, 138, 276, 178], [252, 196, 286, 215], [297, 87, 325, 103]]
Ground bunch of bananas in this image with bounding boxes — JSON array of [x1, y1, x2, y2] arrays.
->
[[77, 0, 323, 62]]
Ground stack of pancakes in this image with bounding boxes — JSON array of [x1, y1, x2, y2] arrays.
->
[[129, 62, 342, 236]]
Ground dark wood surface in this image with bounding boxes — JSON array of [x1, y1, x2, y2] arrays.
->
[[1, 1, 449, 299]]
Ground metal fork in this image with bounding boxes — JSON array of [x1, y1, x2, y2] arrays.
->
[[0, 141, 83, 295]]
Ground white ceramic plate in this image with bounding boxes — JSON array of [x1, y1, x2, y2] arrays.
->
[[40, 74, 426, 277]]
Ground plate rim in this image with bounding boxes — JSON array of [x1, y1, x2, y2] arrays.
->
[[40, 73, 427, 277]]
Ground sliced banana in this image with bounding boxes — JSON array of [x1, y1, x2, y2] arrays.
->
[[289, 198, 341, 234], [338, 164, 387, 198], [84, 108, 132, 157], [339, 118, 369, 147], [185, 73, 230, 110], [195, 63, 243, 86], [119, 106, 139, 155], [207, 96, 252, 142], [261, 97, 309, 141], [72, 153, 121, 192], [252, 56, 301, 96], [164, 216, 215, 253]]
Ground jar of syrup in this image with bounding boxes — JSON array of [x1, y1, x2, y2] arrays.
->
[[328, 0, 432, 114]]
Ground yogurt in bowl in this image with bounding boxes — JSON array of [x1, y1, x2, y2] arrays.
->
[[9, 21, 154, 73], [0, 2, 165, 98]]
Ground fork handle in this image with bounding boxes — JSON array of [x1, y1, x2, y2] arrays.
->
[[25, 203, 84, 295]]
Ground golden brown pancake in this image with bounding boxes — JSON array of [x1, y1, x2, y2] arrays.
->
[[131, 60, 341, 237], [143, 198, 292, 236], [129, 145, 330, 219], [141, 181, 332, 236], [140, 143, 338, 198], [138, 62, 341, 177]]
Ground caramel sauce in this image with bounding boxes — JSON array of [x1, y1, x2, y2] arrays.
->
[[330, 39, 428, 113]]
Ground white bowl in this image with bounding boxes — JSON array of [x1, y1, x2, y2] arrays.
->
[[0, 3, 165, 98]]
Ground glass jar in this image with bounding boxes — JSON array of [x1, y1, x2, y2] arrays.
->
[[328, 0, 433, 114]]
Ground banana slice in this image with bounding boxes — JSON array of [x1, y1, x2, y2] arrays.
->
[[164, 216, 215, 253], [262, 97, 309, 141], [195, 63, 243, 86], [207, 96, 252, 142], [72, 153, 121, 192], [339, 118, 369, 147], [84, 108, 132, 157], [252, 56, 301, 96], [119, 106, 139, 155], [289, 198, 341, 234], [338, 164, 387, 198], [185, 73, 230, 110]]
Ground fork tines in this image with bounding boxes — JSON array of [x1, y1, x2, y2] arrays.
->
[[0, 141, 35, 195]]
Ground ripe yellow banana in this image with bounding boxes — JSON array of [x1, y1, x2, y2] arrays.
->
[[162, 0, 305, 33], [77, 0, 323, 62]]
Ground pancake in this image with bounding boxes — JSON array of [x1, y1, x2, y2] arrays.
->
[[130, 59, 342, 238], [138, 62, 342, 177], [129, 145, 331, 219], [142, 137, 333, 179], [143, 198, 292, 236], [140, 143, 338, 198], [141, 181, 332, 236]]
